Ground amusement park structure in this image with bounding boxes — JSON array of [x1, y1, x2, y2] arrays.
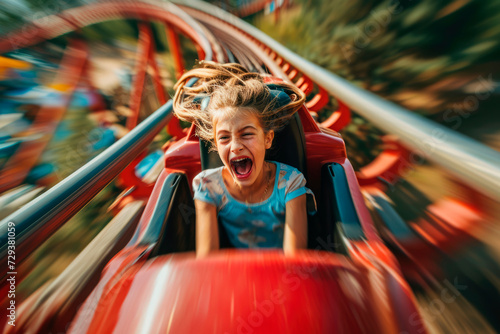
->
[[1, 0, 500, 333]]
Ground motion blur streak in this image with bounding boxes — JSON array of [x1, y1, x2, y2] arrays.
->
[[0, 0, 499, 333]]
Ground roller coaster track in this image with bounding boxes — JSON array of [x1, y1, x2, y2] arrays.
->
[[0, 0, 499, 330]]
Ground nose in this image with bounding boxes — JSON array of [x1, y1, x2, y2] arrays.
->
[[230, 138, 243, 153]]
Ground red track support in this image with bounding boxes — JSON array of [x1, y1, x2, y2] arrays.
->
[[356, 136, 412, 189], [306, 87, 329, 112], [148, 34, 168, 105], [126, 21, 185, 138], [121, 22, 183, 196], [320, 99, 351, 132], [166, 23, 185, 79], [148, 43, 167, 105], [126, 22, 152, 130], [165, 25, 187, 139], [296, 75, 314, 95], [288, 68, 298, 80]]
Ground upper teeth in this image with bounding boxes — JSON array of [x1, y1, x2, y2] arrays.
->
[[232, 158, 246, 162]]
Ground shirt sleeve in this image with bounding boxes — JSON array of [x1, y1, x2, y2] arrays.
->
[[284, 169, 317, 215], [192, 171, 217, 206]]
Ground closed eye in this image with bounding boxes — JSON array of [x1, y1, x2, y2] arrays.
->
[[242, 133, 254, 137]]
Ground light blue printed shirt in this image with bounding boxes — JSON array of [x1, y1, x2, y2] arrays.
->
[[192, 161, 316, 249]]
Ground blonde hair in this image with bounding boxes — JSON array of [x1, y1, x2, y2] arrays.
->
[[173, 61, 305, 149]]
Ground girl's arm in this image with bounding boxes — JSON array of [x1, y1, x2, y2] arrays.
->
[[283, 194, 308, 255], [195, 199, 219, 258]]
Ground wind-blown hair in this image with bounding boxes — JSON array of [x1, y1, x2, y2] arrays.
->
[[173, 61, 305, 149]]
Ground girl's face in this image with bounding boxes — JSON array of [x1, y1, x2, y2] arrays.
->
[[214, 109, 274, 189]]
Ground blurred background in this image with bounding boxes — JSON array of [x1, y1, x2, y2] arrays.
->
[[1, 0, 499, 333]]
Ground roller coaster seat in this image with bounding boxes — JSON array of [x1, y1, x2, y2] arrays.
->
[[153, 87, 357, 255]]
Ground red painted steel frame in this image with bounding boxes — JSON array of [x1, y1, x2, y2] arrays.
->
[[165, 25, 188, 139], [127, 22, 168, 129], [320, 99, 351, 132], [166, 23, 185, 79], [127, 22, 153, 130], [148, 43, 167, 105], [0, 2, 210, 56], [356, 136, 413, 189], [120, 20, 188, 196]]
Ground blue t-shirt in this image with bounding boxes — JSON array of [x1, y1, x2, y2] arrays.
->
[[192, 161, 316, 249]]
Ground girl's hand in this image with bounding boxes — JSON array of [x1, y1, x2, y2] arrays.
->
[[283, 194, 308, 255], [195, 199, 219, 258]]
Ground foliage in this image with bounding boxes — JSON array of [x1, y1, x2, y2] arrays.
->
[[254, 0, 500, 115], [253, 0, 500, 166]]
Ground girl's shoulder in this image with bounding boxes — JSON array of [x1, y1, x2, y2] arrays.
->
[[274, 161, 301, 172], [192, 166, 225, 206], [272, 161, 304, 184], [193, 166, 224, 187], [271, 161, 317, 214], [194, 166, 223, 179]]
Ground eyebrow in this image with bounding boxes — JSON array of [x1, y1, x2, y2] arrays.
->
[[239, 125, 257, 132], [217, 125, 257, 135]]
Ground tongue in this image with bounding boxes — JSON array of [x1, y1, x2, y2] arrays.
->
[[234, 159, 252, 175]]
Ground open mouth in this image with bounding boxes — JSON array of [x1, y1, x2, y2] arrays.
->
[[230, 157, 253, 179]]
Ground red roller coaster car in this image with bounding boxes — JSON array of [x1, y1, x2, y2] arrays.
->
[[68, 79, 426, 334]]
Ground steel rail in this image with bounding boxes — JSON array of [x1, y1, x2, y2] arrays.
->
[[173, 0, 500, 202], [218, 33, 265, 72], [184, 7, 289, 80]]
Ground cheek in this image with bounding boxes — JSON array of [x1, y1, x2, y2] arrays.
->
[[217, 145, 227, 158], [218, 145, 229, 160], [249, 138, 267, 157]]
